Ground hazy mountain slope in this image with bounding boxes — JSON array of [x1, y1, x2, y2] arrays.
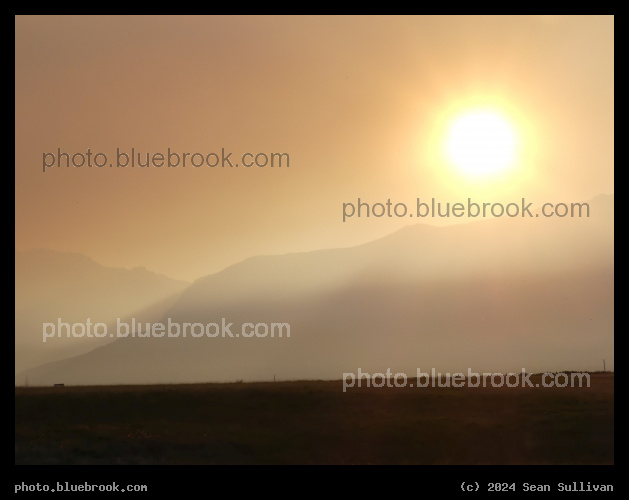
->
[[17, 195, 613, 385], [15, 250, 190, 373]]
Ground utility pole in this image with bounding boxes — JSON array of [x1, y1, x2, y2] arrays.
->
[[603, 359, 606, 372]]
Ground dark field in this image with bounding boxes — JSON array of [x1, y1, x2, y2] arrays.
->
[[15, 374, 613, 465]]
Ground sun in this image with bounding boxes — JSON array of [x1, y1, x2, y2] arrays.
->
[[445, 110, 517, 177]]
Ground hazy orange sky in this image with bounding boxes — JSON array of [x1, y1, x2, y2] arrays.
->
[[15, 16, 613, 281]]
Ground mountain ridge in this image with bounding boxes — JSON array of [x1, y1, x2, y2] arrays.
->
[[16, 194, 613, 385]]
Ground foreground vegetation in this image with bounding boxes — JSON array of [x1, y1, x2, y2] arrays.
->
[[15, 373, 613, 464]]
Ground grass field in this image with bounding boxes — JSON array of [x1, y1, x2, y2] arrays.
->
[[15, 373, 613, 464]]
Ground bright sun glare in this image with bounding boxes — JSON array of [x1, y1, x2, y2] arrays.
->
[[445, 110, 517, 177]]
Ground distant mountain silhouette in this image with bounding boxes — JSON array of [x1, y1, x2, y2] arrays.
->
[[15, 249, 189, 373], [17, 195, 613, 385]]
